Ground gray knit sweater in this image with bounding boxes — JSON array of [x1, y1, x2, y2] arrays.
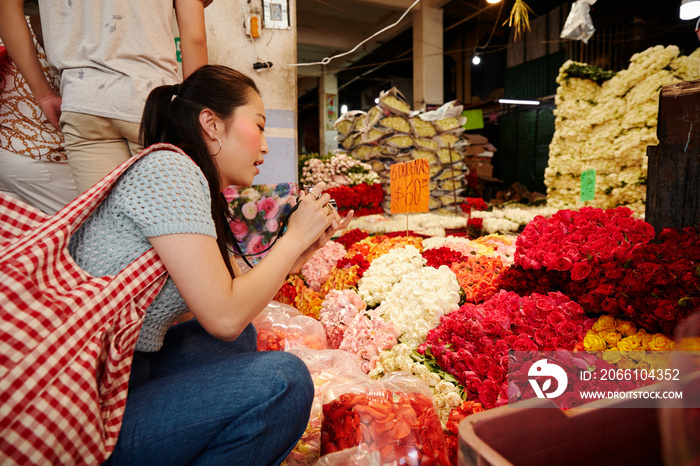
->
[[68, 150, 216, 351]]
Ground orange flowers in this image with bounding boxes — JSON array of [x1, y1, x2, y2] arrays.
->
[[321, 390, 450, 464], [274, 276, 324, 319], [450, 255, 506, 304]]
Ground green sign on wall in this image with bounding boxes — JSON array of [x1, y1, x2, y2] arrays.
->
[[175, 37, 181, 63], [462, 109, 484, 131]]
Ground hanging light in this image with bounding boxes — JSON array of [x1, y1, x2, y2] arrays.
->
[[680, 0, 700, 20], [340, 104, 348, 114], [486, 0, 501, 3], [472, 54, 481, 65]]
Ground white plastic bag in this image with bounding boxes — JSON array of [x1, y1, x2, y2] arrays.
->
[[560, 0, 596, 44]]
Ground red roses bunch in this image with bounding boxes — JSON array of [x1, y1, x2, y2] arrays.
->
[[443, 400, 484, 464], [418, 290, 593, 409], [422, 246, 468, 269], [501, 213, 700, 334], [324, 183, 384, 217], [569, 225, 700, 334], [332, 228, 370, 250], [515, 207, 655, 272], [459, 197, 489, 215]]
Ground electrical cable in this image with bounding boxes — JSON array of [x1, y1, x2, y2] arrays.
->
[[285, 0, 422, 67]]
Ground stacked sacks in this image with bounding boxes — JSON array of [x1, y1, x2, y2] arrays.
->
[[334, 88, 473, 214], [546, 45, 700, 213]]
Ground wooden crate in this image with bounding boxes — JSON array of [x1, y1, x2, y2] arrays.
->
[[646, 80, 700, 235]]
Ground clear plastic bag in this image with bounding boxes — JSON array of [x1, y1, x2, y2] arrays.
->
[[560, 0, 596, 44], [252, 301, 328, 351], [314, 446, 381, 466], [284, 348, 365, 465], [320, 372, 450, 465]]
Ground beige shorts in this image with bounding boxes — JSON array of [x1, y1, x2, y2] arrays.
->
[[60, 111, 142, 193]]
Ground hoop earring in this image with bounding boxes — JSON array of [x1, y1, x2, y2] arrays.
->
[[212, 136, 222, 156]]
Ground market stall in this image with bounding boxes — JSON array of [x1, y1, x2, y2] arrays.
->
[[221, 44, 700, 466]]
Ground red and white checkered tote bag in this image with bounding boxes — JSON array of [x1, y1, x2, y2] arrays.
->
[[0, 143, 180, 465]]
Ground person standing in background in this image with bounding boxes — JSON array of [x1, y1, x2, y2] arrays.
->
[[0, 10, 78, 215], [0, 0, 210, 193]]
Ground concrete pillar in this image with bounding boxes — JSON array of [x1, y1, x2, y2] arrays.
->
[[412, 2, 444, 110], [204, 0, 298, 184], [318, 72, 339, 156]]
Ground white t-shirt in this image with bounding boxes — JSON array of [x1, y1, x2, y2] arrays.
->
[[38, 0, 181, 123]]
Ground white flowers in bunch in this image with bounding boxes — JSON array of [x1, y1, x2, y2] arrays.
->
[[546, 45, 700, 214], [377, 265, 460, 348], [346, 212, 468, 236], [370, 344, 441, 387], [348, 170, 379, 186], [432, 381, 465, 427], [421, 235, 472, 251], [301, 158, 332, 187], [357, 245, 426, 307], [480, 218, 520, 235], [300, 153, 379, 189], [369, 343, 463, 427]]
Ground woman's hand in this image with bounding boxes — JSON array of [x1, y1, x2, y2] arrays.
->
[[286, 182, 354, 272], [285, 182, 333, 248]]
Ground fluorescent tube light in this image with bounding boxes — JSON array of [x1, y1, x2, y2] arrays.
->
[[498, 99, 541, 106]]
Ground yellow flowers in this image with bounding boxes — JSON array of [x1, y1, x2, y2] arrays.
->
[[584, 315, 676, 352], [503, 0, 533, 40]]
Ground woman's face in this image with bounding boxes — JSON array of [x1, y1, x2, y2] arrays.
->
[[215, 89, 268, 188]]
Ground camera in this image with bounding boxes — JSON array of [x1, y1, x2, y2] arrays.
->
[[303, 185, 336, 210]]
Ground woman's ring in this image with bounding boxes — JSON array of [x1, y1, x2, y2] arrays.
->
[[311, 191, 321, 200]]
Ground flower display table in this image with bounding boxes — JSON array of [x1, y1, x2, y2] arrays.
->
[[266, 205, 700, 465]]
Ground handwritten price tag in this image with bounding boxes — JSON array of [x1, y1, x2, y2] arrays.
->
[[390, 158, 430, 214]]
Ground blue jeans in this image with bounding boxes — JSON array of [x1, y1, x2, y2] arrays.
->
[[103, 320, 314, 466]]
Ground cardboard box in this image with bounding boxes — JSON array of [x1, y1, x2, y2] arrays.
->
[[459, 371, 700, 466], [465, 159, 493, 178], [458, 397, 662, 466]]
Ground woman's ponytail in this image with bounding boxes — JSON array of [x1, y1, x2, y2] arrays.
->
[[139, 84, 180, 148]]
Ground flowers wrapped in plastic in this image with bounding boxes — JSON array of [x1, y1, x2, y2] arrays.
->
[[320, 372, 450, 465], [252, 301, 328, 351], [284, 348, 365, 465]]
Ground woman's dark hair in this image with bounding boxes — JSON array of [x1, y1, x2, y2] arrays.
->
[[140, 65, 261, 278]]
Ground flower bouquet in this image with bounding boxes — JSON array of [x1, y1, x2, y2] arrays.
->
[[252, 302, 328, 351], [299, 153, 383, 217], [320, 372, 450, 464], [285, 347, 365, 465], [318, 290, 366, 349], [324, 183, 384, 217]]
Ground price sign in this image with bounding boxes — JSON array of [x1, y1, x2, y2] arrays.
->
[[390, 158, 430, 214]]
